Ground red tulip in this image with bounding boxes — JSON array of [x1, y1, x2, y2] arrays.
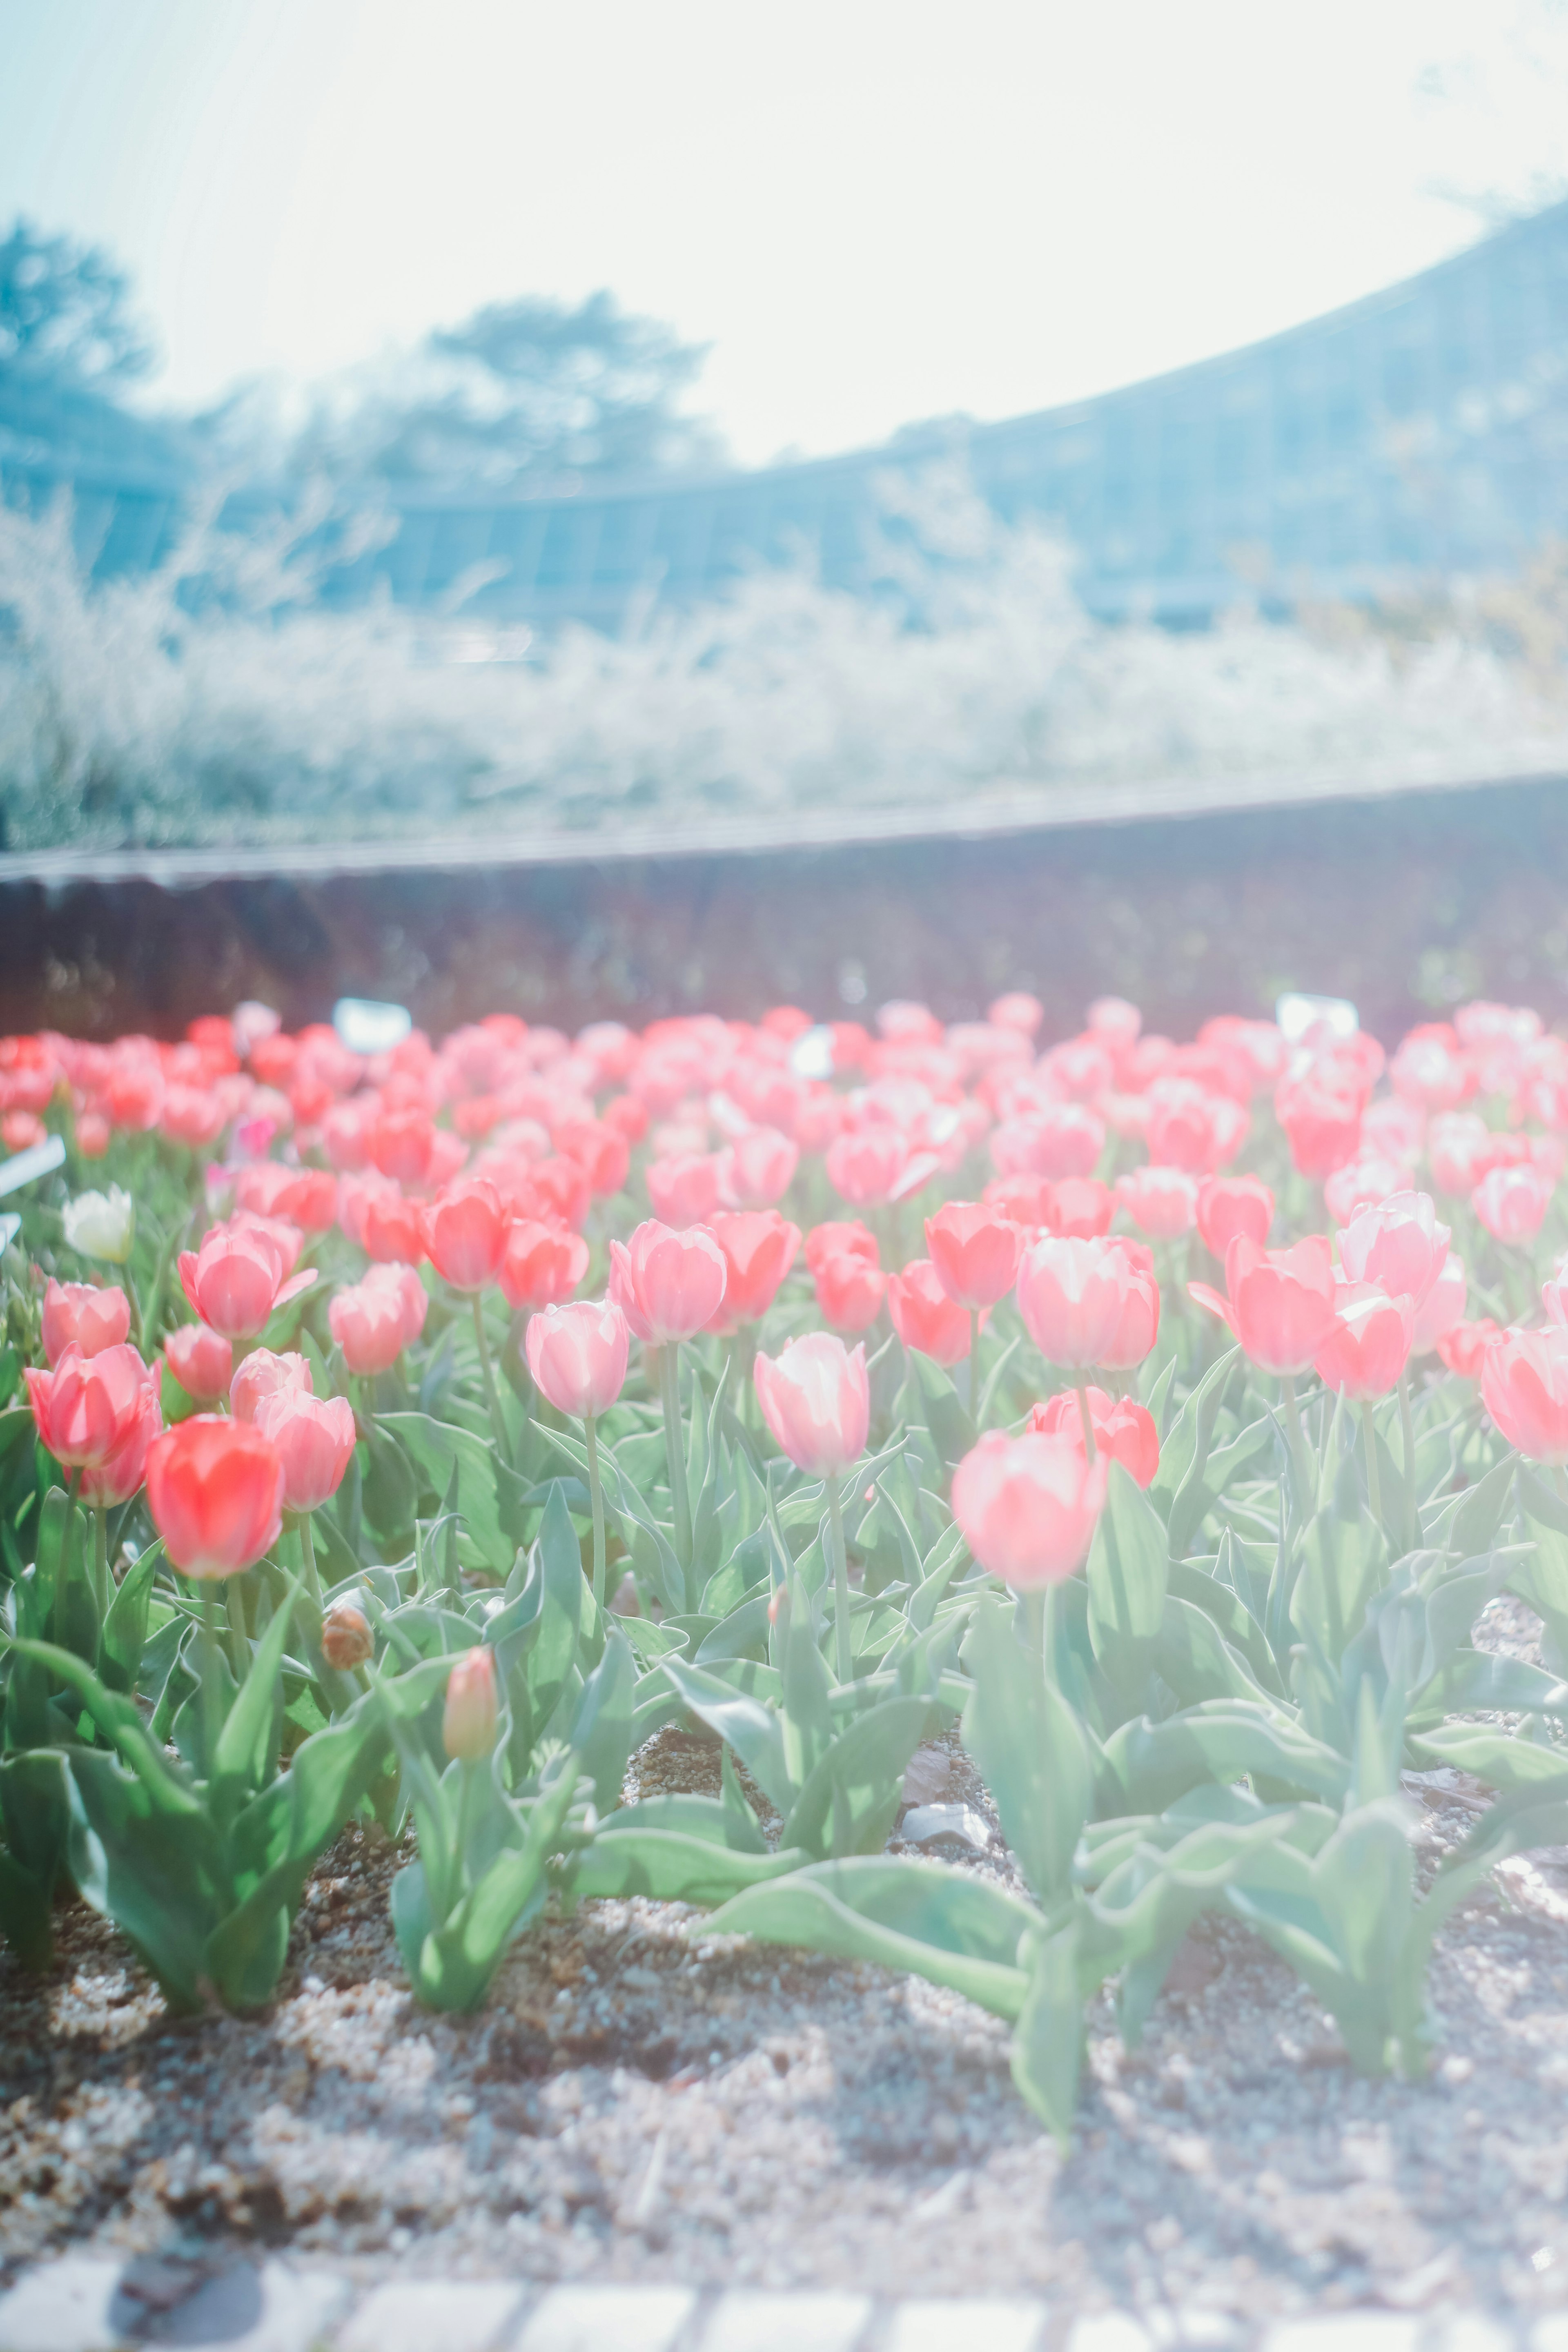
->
[[163, 1322, 234, 1403], [951, 1428, 1107, 1588], [1189, 1235, 1337, 1376], [254, 1388, 357, 1513], [145, 1415, 286, 1578], [1473, 1163, 1554, 1246], [1015, 1236, 1133, 1370], [497, 1219, 590, 1312], [1196, 1174, 1273, 1259], [704, 1211, 802, 1331], [1114, 1165, 1198, 1240], [1438, 1317, 1503, 1380], [1481, 1325, 1568, 1463], [525, 1298, 630, 1419], [26, 1343, 156, 1473], [444, 1646, 499, 1762], [608, 1220, 728, 1343], [753, 1332, 869, 1475], [1027, 1387, 1159, 1488], [887, 1258, 974, 1367], [1313, 1282, 1415, 1403], [924, 1200, 1023, 1309], [230, 1348, 312, 1425], [423, 1177, 508, 1292], [40, 1278, 130, 1368], [178, 1218, 314, 1341]]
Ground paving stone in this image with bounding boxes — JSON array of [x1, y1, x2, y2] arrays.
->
[[0, 2262, 125, 2352], [140, 2262, 349, 2352], [1264, 2323, 1421, 2352], [515, 2285, 696, 2352], [699, 2292, 873, 2352], [336, 2279, 526, 2352], [882, 2299, 1046, 2352], [1066, 2317, 1157, 2352]]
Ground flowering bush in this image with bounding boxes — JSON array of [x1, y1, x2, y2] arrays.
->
[[2, 984, 1568, 2140]]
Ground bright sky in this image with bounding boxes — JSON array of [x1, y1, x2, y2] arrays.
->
[[3, 0, 1566, 467]]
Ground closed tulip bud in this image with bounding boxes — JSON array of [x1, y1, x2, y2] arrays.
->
[[1196, 1174, 1273, 1259], [1412, 1251, 1468, 1355], [1473, 1163, 1554, 1246], [1027, 1387, 1160, 1488], [271, 1167, 339, 1233], [163, 1321, 234, 1403], [1144, 1082, 1248, 1175], [62, 1185, 135, 1263], [608, 1220, 728, 1343], [951, 1428, 1108, 1588], [717, 1127, 799, 1210], [753, 1331, 870, 1476], [1042, 1176, 1114, 1240], [1114, 1165, 1198, 1240], [811, 1247, 887, 1333], [1189, 1236, 1337, 1376], [78, 1366, 161, 1508], [497, 1219, 590, 1312], [26, 1343, 155, 1473], [444, 1645, 499, 1762], [825, 1124, 915, 1207], [1323, 1156, 1407, 1226], [321, 1595, 374, 1670], [1014, 1236, 1131, 1370], [886, 1258, 974, 1367], [646, 1152, 723, 1227], [255, 1388, 358, 1513], [924, 1200, 1024, 1308], [1481, 1325, 1568, 1463], [1275, 1077, 1363, 1180], [179, 1218, 314, 1341], [1313, 1282, 1415, 1402], [368, 1104, 436, 1187], [145, 1415, 286, 1578], [1438, 1317, 1503, 1380], [1337, 1189, 1450, 1308], [231, 1347, 312, 1424], [423, 1177, 508, 1292], [704, 1211, 802, 1331], [989, 1103, 1105, 1183], [525, 1298, 630, 1420], [40, 1278, 130, 1367], [804, 1221, 880, 1276]]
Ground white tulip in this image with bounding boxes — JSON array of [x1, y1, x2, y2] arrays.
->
[[62, 1185, 136, 1264]]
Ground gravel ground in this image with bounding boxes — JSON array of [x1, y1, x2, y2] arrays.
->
[[3, 1599, 1567, 2326]]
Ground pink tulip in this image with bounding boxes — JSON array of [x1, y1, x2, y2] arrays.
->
[[1337, 1189, 1451, 1309], [989, 991, 1045, 1036], [163, 1322, 234, 1403], [1098, 1237, 1162, 1370], [443, 1646, 499, 1762], [887, 1259, 974, 1367], [1313, 1282, 1415, 1403], [1473, 1163, 1554, 1246], [608, 1220, 728, 1343], [145, 1415, 286, 1578], [1114, 1165, 1198, 1240], [40, 1278, 130, 1368], [1276, 1077, 1363, 1179], [254, 1388, 357, 1513], [704, 1211, 802, 1330], [178, 1217, 314, 1341], [26, 1343, 156, 1474], [825, 1124, 914, 1207], [753, 1332, 870, 1476], [1481, 1325, 1568, 1463], [497, 1220, 590, 1312], [78, 1357, 160, 1507], [1323, 1156, 1407, 1226], [989, 1102, 1105, 1183], [1439, 1318, 1503, 1380], [951, 1429, 1108, 1588], [1411, 1252, 1468, 1355], [1014, 1236, 1132, 1369], [718, 1127, 800, 1209], [811, 1246, 887, 1334], [423, 1177, 508, 1292], [230, 1348, 312, 1425], [329, 1264, 425, 1375], [1027, 1388, 1159, 1488], [525, 1298, 630, 1419], [925, 1200, 1024, 1309], [1196, 1174, 1273, 1259], [1189, 1235, 1338, 1376], [646, 1152, 724, 1227], [1144, 1082, 1247, 1175]]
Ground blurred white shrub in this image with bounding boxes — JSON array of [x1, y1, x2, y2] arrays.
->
[[4, 466, 1568, 851]]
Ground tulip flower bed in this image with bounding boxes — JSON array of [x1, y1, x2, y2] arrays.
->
[[2, 988, 1568, 2297]]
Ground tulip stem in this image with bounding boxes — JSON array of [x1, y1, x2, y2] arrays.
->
[[225, 1574, 249, 1680], [658, 1345, 693, 1576], [1398, 1372, 1418, 1544], [298, 1513, 323, 1611], [471, 1295, 510, 1463], [584, 1412, 607, 1612], [1360, 1401, 1384, 1529], [968, 1310, 981, 1418], [91, 1507, 109, 1639], [1074, 1377, 1098, 1463], [1281, 1374, 1308, 1493], [53, 1467, 83, 1650], [199, 1589, 223, 1783], [454, 1759, 482, 1902], [826, 1476, 853, 1687]]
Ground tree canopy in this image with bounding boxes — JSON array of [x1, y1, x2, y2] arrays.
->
[[0, 218, 155, 386]]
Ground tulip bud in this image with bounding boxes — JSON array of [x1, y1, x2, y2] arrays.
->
[[321, 1596, 374, 1670], [62, 1185, 136, 1263], [443, 1646, 499, 1762]]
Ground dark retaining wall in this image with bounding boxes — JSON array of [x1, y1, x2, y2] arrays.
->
[[2, 776, 1567, 1045]]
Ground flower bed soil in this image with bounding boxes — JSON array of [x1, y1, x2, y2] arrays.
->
[[5, 1614, 1567, 2331]]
